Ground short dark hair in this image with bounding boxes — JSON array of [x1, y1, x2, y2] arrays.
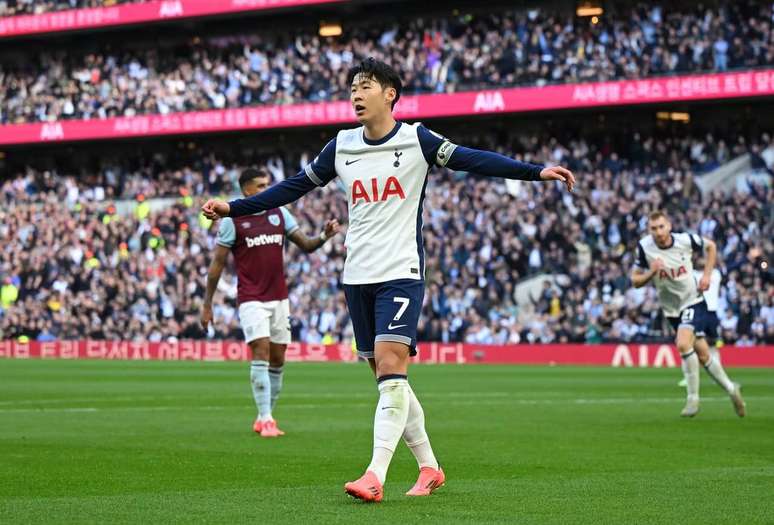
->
[[347, 57, 402, 110], [239, 167, 271, 188]]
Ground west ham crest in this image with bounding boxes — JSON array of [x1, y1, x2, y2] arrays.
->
[[268, 215, 281, 226]]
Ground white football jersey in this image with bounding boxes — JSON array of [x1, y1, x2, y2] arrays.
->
[[636, 232, 706, 317], [304, 122, 455, 285], [694, 268, 721, 312]]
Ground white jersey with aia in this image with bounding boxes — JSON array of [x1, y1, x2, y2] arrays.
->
[[304, 122, 456, 285], [636, 232, 707, 317]]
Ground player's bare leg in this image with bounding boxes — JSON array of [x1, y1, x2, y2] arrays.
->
[[345, 342, 411, 502], [694, 337, 745, 417], [249, 337, 284, 437], [268, 342, 286, 412], [676, 328, 700, 417]]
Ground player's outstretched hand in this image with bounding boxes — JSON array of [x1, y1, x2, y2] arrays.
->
[[201, 303, 213, 332], [201, 199, 230, 220], [540, 166, 575, 192], [324, 219, 341, 239]]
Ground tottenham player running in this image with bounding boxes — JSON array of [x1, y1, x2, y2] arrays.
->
[[203, 58, 575, 501], [201, 168, 340, 437], [631, 211, 745, 418]]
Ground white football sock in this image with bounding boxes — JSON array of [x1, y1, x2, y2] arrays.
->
[[709, 346, 722, 365], [268, 366, 284, 411], [681, 351, 700, 402], [704, 355, 735, 394], [402, 386, 439, 470], [250, 360, 272, 422], [367, 377, 410, 485]]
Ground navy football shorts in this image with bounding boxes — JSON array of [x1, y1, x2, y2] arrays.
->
[[666, 300, 713, 339], [704, 310, 720, 343], [343, 278, 424, 358]]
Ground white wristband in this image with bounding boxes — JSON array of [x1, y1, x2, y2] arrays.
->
[[319, 230, 328, 242]]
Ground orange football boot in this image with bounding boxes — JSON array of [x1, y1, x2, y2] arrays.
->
[[405, 466, 445, 496], [344, 471, 383, 502]]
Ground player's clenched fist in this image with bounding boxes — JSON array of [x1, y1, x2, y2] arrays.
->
[[201, 199, 230, 220], [324, 219, 341, 239]]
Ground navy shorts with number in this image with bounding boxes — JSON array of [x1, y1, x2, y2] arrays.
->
[[343, 278, 424, 358], [666, 300, 713, 338]]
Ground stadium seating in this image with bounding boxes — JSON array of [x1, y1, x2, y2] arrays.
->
[[2, 130, 771, 344], [1, 1, 771, 123]]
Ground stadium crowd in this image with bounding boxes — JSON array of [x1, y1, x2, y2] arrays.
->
[[0, 0, 138, 17], [2, 129, 772, 345], [1, 1, 771, 124]]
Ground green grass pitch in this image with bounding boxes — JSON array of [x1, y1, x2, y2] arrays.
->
[[1, 360, 772, 524]]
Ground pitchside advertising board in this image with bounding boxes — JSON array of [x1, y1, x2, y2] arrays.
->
[[1, 341, 773, 367]]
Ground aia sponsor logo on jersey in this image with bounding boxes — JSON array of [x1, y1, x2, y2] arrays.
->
[[351, 177, 406, 204], [658, 266, 688, 280]]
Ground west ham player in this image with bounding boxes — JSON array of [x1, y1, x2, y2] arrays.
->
[[201, 168, 340, 437], [631, 211, 745, 418], [202, 58, 575, 500]]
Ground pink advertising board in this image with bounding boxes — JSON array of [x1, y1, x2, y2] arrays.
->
[[2, 341, 773, 367], [1, 69, 772, 146], [0, 0, 343, 38]]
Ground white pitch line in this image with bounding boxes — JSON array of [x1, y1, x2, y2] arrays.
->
[[0, 396, 771, 414]]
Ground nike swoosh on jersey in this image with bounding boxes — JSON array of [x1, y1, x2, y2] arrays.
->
[[345, 159, 361, 165], [387, 323, 407, 330]]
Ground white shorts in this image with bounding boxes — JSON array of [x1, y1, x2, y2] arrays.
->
[[238, 299, 291, 345]]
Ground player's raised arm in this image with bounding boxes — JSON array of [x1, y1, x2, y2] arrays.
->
[[282, 206, 341, 253], [416, 125, 575, 191], [201, 139, 338, 219]]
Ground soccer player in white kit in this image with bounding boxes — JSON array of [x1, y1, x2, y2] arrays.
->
[[203, 58, 575, 501], [631, 211, 745, 418]]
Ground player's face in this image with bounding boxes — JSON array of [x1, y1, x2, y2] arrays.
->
[[350, 74, 395, 124], [649, 217, 672, 247], [241, 177, 270, 197]]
